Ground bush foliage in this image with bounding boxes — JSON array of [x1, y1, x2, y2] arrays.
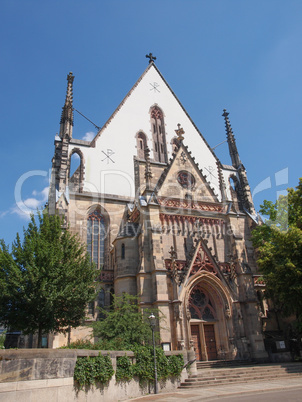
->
[[74, 354, 114, 388]]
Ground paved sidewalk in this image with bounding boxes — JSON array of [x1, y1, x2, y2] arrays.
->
[[124, 377, 302, 401]]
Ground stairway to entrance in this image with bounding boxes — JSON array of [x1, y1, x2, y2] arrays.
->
[[179, 361, 302, 389]]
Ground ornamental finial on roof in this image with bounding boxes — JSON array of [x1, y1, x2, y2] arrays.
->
[[60, 72, 74, 133], [175, 123, 185, 142], [146, 53, 157, 64], [222, 109, 241, 169]]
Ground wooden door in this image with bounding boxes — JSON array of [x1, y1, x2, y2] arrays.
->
[[204, 324, 217, 360], [191, 325, 202, 360]]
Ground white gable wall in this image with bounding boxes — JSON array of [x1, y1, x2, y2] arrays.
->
[[68, 65, 221, 199]]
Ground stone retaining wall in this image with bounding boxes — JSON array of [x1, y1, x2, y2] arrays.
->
[[0, 349, 189, 401]]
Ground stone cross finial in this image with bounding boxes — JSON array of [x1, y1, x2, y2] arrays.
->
[[175, 123, 185, 142], [146, 53, 157, 64]]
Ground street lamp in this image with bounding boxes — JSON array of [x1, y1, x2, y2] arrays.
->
[[148, 313, 158, 394]]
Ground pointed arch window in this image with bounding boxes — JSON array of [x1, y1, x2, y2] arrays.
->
[[87, 210, 106, 269], [189, 286, 216, 321], [69, 148, 84, 193], [150, 106, 167, 163], [136, 132, 147, 159]]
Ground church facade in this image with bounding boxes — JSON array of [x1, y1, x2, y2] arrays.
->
[[49, 57, 267, 360]]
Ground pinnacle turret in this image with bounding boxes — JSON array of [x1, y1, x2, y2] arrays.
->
[[144, 146, 153, 190], [217, 162, 227, 203], [59, 72, 74, 138], [222, 109, 241, 169]]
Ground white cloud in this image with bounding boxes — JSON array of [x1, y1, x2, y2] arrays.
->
[[0, 210, 9, 219], [82, 131, 95, 141], [5, 186, 50, 220]]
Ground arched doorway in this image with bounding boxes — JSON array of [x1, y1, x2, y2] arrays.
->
[[189, 285, 218, 360], [186, 277, 232, 361]]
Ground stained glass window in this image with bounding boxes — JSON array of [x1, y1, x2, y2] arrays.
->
[[189, 286, 216, 321]]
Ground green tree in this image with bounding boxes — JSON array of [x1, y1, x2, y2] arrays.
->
[[252, 178, 302, 328], [0, 212, 96, 347], [92, 293, 159, 350]]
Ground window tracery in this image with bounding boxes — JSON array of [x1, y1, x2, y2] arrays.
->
[[150, 106, 167, 163], [189, 286, 216, 320], [87, 210, 106, 269]]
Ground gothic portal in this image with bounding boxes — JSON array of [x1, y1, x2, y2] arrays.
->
[[49, 59, 267, 360]]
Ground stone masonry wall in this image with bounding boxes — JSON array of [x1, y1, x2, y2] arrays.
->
[[0, 349, 188, 402]]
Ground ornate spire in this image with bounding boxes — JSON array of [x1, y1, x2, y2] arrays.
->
[[222, 109, 241, 169], [217, 162, 227, 203], [144, 146, 153, 190], [222, 109, 256, 215], [60, 72, 74, 138]]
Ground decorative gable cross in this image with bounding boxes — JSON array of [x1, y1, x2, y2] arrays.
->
[[146, 53, 157, 64]]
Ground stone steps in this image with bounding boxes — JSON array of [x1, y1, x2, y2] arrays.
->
[[179, 362, 302, 389], [196, 359, 256, 370]]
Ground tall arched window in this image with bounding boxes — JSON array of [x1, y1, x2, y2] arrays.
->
[[87, 210, 106, 269], [136, 132, 147, 159], [69, 148, 84, 193], [150, 106, 167, 163]]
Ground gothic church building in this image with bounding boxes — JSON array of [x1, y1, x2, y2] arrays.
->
[[49, 57, 267, 361]]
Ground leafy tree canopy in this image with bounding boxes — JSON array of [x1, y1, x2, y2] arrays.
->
[[252, 178, 302, 325], [92, 293, 160, 350], [0, 211, 96, 347]]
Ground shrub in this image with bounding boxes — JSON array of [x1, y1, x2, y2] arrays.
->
[[74, 354, 114, 388], [61, 339, 95, 349], [116, 354, 133, 381], [132, 346, 184, 383]]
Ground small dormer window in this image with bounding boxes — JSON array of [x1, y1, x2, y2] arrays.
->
[[121, 243, 125, 259]]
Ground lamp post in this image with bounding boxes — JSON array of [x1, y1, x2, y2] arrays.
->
[[148, 313, 158, 394]]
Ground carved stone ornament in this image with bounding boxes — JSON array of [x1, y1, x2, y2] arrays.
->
[[178, 340, 185, 350], [186, 304, 191, 321], [174, 302, 183, 321], [225, 308, 231, 319]]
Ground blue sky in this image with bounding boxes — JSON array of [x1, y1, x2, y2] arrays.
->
[[1, 0, 301, 246]]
